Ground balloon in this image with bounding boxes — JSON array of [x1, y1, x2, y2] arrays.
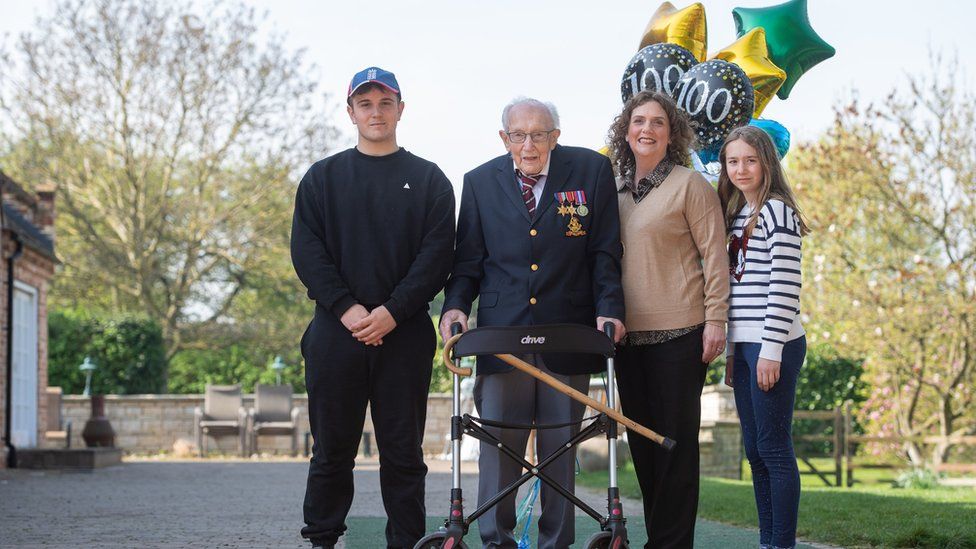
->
[[695, 119, 790, 163], [711, 28, 786, 117], [621, 43, 699, 103], [733, 0, 836, 99], [638, 2, 708, 62], [749, 118, 791, 159], [697, 146, 720, 165], [690, 149, 720, 186], [672, 59, 754, 153]]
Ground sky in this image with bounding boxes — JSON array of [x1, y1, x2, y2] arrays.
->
[[1, 0, 973, 190]]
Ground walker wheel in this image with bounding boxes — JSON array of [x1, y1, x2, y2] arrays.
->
[[413, 531, 469, 549], [583, 530, 629, 549]]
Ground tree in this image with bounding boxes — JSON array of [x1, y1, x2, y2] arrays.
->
[[0, 0, 335, 377], [793, 54, 975, 466]]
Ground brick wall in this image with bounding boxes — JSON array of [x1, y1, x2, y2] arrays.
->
[[60, 386, 744, 479], [62, 393, 457, 456]]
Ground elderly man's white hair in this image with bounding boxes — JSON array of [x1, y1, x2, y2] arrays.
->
[[501, 97, 560, 131]]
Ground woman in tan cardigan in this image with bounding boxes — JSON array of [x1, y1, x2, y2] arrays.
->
[[607, 91, 729, 547]]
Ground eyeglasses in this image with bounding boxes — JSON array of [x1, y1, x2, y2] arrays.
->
[[505, 130, 556, 144]]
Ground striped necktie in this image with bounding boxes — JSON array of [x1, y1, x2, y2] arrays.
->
[[516, 170, 539, 217]]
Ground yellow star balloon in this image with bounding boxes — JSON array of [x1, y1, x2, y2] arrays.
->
[[711, 28, 786, 117], [638, 2, 708, 62]]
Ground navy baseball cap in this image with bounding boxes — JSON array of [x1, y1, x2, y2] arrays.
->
[[347, 67, 401, 99]]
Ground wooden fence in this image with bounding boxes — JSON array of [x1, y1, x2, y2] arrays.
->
[[792, 402, 976, 487]]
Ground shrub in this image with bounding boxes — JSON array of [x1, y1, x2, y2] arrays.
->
[[48, 309, 166, 394], [893, 468, 943, 490], [167, 345, 305, 394]]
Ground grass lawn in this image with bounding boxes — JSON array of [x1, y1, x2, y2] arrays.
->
[[578, 461, 976, 548]]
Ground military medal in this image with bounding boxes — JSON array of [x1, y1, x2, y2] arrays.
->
[[556, 192, 573, 216], [566, 216, 586, 237], [574, 190, 589, 217], [555, 191, 587, 236]]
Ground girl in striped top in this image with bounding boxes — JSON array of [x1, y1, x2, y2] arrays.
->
[[718, 125, 809, 549]]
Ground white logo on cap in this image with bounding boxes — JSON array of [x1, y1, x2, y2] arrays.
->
[[367, 69, 377, 80]]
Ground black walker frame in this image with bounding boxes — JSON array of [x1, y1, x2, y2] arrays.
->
[[414, 323, 676, 549]]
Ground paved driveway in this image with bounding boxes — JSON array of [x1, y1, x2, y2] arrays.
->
[[0, 459, 821, 548]]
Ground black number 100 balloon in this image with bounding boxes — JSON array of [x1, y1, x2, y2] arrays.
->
[[620, 43, 698, 103], [671, 59, 755, 153]]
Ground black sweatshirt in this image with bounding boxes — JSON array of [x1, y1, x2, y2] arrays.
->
[[290, 147, 456, 323]]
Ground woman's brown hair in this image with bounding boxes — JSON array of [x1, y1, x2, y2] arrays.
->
[[717, 125, 810, 236], [607, 91, 696, 180]]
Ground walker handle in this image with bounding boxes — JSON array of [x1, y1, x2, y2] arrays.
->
[[442, 323, 472, 377], [603, 321, 615, 341]]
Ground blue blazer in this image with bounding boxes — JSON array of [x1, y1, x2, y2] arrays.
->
[[442, 144, 624, 375]]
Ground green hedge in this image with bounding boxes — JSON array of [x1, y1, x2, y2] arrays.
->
[[48, 309, 166, 394], [167, 345, 305, 394]]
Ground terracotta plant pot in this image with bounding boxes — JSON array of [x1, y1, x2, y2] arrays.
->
[[81, 395, 116, 448]]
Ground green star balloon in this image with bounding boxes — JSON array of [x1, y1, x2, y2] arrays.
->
[[733, 0, 835, 99]]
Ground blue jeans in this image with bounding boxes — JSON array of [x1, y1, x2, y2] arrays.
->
[[732, 337, 806, 549]]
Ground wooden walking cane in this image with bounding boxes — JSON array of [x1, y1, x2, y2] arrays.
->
[[442, 333, 676, 451]]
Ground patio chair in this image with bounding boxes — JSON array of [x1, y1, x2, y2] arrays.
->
[[194, 384, 247, 457], [248, 384, 299, 456], [44, 386, 72, 449]]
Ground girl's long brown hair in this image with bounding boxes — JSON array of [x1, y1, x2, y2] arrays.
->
[[717, 125, 809, 236]]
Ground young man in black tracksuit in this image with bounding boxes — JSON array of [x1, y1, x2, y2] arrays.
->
[[291, 67, 455, 549]]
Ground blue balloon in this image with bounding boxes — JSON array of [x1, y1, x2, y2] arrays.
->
[[697, 146, 720, 164], [749, 118, 791, 159]]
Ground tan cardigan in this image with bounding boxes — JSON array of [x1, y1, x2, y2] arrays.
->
[[617, 165, 730, 331]]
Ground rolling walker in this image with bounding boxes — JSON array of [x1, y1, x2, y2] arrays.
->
[[415, 323, 676, 549]]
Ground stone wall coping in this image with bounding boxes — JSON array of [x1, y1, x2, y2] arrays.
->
[[699, 419, 742, 426], [62, 393, 453, 401]]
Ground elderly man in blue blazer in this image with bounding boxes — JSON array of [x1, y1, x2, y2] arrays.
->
[[440, 97, 625, 549]]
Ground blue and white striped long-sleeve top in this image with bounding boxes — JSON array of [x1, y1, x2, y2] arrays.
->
[[727, 199, 805, 362]]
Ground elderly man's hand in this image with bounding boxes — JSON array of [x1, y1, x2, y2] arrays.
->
[[596, 317, 626, 343], [439, 309, 468, 342], [351, 306, 396, 346]]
